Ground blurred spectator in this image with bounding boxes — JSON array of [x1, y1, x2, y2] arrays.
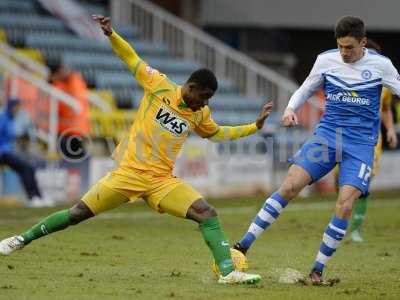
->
[[0, 99, 52, 207], [48, 63, 90, 160]]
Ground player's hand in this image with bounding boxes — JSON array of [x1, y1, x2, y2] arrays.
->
[[386, 128, 398, 149], [255, 101, 273, 129], [92, 15, 112, 36], [281, 107, 298, 127]]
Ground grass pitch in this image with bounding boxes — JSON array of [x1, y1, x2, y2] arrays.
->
[[0, 194, 399, 299]]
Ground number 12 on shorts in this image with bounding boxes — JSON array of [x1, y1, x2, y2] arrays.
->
[[358, 163, 372, 186]]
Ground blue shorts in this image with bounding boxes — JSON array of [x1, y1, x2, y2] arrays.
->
[[290, 137, 374, 196]]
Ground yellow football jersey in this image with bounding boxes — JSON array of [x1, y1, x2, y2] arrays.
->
[[380, 87, 392, 112], [109, 31, 221, 177], [372, 87, 393, 175]]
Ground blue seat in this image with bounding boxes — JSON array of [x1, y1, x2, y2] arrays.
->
[[0, 0, 37, 15], [0, 14, 70, 45], [95, 72, 138, 89], [114, 25, 139, 40], [210, 95, 264, 111], [0, 14, 67, 31], [110, 88, 139, 109], [145, 57, 199, 74], [211, 111, 258, 125], [80, 3, 108, 16], [26, 34, 169, 57], [169, 75, 236, 93], [94, 71, 237, 94], [62, 52, 199, 75]]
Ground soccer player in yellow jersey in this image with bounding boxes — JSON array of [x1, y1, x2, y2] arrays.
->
[[0, 15, 273, 285]]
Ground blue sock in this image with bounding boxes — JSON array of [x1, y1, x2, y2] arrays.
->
[[239, 192, 288, 250], [313, 215, 348, 273]]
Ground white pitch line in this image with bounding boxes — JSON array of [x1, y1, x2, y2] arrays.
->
[[97, 199, 400, 220], [0, 199, 399, 224]]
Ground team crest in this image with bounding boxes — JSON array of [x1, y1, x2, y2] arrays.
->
[[146, 65, 157, 75], [155, 106, 189, 136], [361, 69, 372, 80]]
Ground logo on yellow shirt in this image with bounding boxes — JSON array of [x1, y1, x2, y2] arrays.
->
[[155, 105, 189, 136]]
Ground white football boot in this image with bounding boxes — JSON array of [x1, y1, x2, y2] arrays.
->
[[0, 236, 25, 256], [351, 230, 364, 243], [27, 196, 54, 208], [218, 270, 261, 284]]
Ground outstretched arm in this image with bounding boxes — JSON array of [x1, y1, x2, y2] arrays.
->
[[196, 101, 273, 142], [92, 15, 140, 73], [208, 123, 259, 142], [282, 55, 324, 127], [92, 15, 164, 90]]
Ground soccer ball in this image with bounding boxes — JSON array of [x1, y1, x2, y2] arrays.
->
[[211, 248, 248, 277]]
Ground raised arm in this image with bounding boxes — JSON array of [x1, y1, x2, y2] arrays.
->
[[92, 15, 165, 90], [109, 30, 141, 74], [196, 102, 273, 142], [282, 55, 324, 127], [92, 15, 139, 70]]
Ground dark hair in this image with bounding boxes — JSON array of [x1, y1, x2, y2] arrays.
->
[[366, 39, 382, 54], [48, 61, 62, 74], [335, 16, 366, 40], [187, 68, 218, 92]]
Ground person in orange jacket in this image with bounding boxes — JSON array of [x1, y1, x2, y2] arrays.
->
[[48, 63, 90, 160]]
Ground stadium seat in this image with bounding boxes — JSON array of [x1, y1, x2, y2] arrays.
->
[[211, 110, 258, 125], [209, 95, 264, 111], [0, 1, 270, 126], [0, 14, 70, 46], [0, 14, 68, 32], [0, 0, 38, 15], [79, 2, 108, 17], [26, 34, 169, 58]]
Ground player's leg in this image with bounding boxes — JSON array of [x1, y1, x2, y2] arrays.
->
[[350, 196, 368, 242], [234, 165, 310, 254], [187, 199, 261, 284], [310, 185, 361, 284], [156, 183, 234, 276], [235, 140, 336, 254], [152, 182, 260, 284], [186, 199, 235, 276], [350, 140, 380, 242], [0, 181, 129, 255], [310, 148, 373, 284]]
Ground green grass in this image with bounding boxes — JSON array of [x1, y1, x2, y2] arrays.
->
[[0, 195, 399, 299]]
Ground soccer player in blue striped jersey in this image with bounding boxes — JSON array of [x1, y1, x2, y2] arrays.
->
[[235, 16, 400, 284]]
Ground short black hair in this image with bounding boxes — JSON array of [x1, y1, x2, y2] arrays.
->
[[335, 16, 366, 40], [366, 39, 382, 54], [187, 68, 218, 92], [48, 61, 62, 74]]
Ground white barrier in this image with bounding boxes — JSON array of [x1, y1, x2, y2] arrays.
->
[[371, 151, 400, 190]]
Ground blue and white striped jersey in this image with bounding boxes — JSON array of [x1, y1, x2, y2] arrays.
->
[[288, 48, 400, 145]]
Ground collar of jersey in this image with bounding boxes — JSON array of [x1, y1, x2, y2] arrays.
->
[[176, 87, 189, 110], [178, 101, 189, 109]]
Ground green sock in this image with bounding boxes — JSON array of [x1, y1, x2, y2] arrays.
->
[[21, 209, 72, 244], [350, 196, 368, 232], [199, 216, 234, 276]]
